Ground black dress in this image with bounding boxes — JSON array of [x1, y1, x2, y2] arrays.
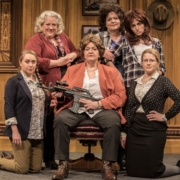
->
[[126, 113, 167, 178]]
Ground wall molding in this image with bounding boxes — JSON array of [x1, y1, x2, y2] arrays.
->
[[1, 124, 180, 138]]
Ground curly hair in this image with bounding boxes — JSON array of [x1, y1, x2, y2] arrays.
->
[[79, 34, 105, 60], [34, 10, 64, 34], [98, 4, 125, 34], [124, 9, 153, 45]]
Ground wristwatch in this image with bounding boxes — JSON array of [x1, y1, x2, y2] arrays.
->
[[162, 114, 167, 122]]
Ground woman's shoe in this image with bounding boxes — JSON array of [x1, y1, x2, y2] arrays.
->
[[0, 151, 14, 159], [176, 160, 180, 167]]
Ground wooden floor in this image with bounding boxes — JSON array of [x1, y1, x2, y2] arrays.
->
[[1, 136, 180, 154]]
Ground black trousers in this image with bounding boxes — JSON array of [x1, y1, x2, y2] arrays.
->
[[53, 109, 121, 161], [43, 111, 55, 163]]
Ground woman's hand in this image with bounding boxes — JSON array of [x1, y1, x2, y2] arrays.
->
[[146, 111, 164, 122], [50, 99, 58, 108], [79, 98, 98, 110], [51, 92, 63, 98], [11, 125, 22, 146], [65, 52, 77, 62], [120, 136, 126, 149], [57, 56, 70, 67], [103, 49, 115, 61]]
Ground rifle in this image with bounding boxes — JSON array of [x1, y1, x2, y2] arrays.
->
[[39, 81, 99, 114]]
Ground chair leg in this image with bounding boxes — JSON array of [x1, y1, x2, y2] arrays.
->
[[69, 143, 102, 171]]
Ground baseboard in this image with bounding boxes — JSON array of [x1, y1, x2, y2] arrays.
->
[[1, 124, 180, 153]]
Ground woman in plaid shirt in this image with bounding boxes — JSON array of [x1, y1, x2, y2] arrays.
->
[[114, 9, 166, 89]]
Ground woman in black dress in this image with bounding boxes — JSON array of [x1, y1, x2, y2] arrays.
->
[[121, 48, 180, 178]]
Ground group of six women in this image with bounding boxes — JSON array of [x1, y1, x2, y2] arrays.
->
[[0, 3, 180, 180]]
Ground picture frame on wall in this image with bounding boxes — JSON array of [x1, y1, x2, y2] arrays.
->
[[82, 25, 99, 38], [82, 0, 119, 16]]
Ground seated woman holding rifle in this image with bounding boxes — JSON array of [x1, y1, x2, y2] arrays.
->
[[50, 34, 127, 180]]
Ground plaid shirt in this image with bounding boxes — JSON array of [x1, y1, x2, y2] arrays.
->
[[96, 31, 124, 75], [114, 37, 166, 87]]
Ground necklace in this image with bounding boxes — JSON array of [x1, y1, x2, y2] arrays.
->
[[87, 68, 97, 72]]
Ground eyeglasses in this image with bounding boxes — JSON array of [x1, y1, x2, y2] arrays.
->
[[142, 59, 157, 63]]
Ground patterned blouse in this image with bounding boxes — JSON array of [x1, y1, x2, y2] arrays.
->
[[135, 71, 159, 113], [21, 72, 45, 139]]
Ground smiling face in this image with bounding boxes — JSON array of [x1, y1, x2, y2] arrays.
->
[[84, 42, 100, 63], [106, 11, 121, 32], [141, 53, 160, 76], [130, 18, 145, 37], [41, 16, 58, 39], [19, 54, 37, 77]]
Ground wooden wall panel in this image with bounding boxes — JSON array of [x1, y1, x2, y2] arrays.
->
[[0, 73, 16, 125], [22, 0, 68, 47]]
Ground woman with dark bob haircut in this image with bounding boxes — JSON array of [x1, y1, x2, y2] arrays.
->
[[50, 34, 127, 180], [96, 4, 125, 79], [113, 9, 166, 89]]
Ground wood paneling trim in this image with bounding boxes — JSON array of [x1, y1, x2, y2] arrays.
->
[[1, 124, 180, 138], [0, 0, 23, 72]]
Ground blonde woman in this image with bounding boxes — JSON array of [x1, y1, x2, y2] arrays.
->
[[0, 50, 49, 174], [121, 49, 180, 178]]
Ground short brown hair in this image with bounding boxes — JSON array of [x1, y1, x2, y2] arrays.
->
[[79, 34, 105, 60]]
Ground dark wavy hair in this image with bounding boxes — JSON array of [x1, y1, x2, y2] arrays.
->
[[79, 34, 105, 60], [124, 9, 153, 45], [98, 4, 125, 35]]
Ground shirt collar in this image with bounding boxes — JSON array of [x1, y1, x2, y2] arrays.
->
[[135, 71, 159, 84], [20, 71, 38, 84], [101, 31, 110, 38]]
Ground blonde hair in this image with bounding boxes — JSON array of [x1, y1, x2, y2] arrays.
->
[[34, 10, 64, 34], [19, 49, 38, 62], [19, 50, 50, 96], [79, 34, 105, 59], [141, 48, 160, 71], [141, 48, 160, 63]]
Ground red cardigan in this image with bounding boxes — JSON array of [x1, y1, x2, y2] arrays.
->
[[55, 62, 127, 124], [25, 33, 79, 86]]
